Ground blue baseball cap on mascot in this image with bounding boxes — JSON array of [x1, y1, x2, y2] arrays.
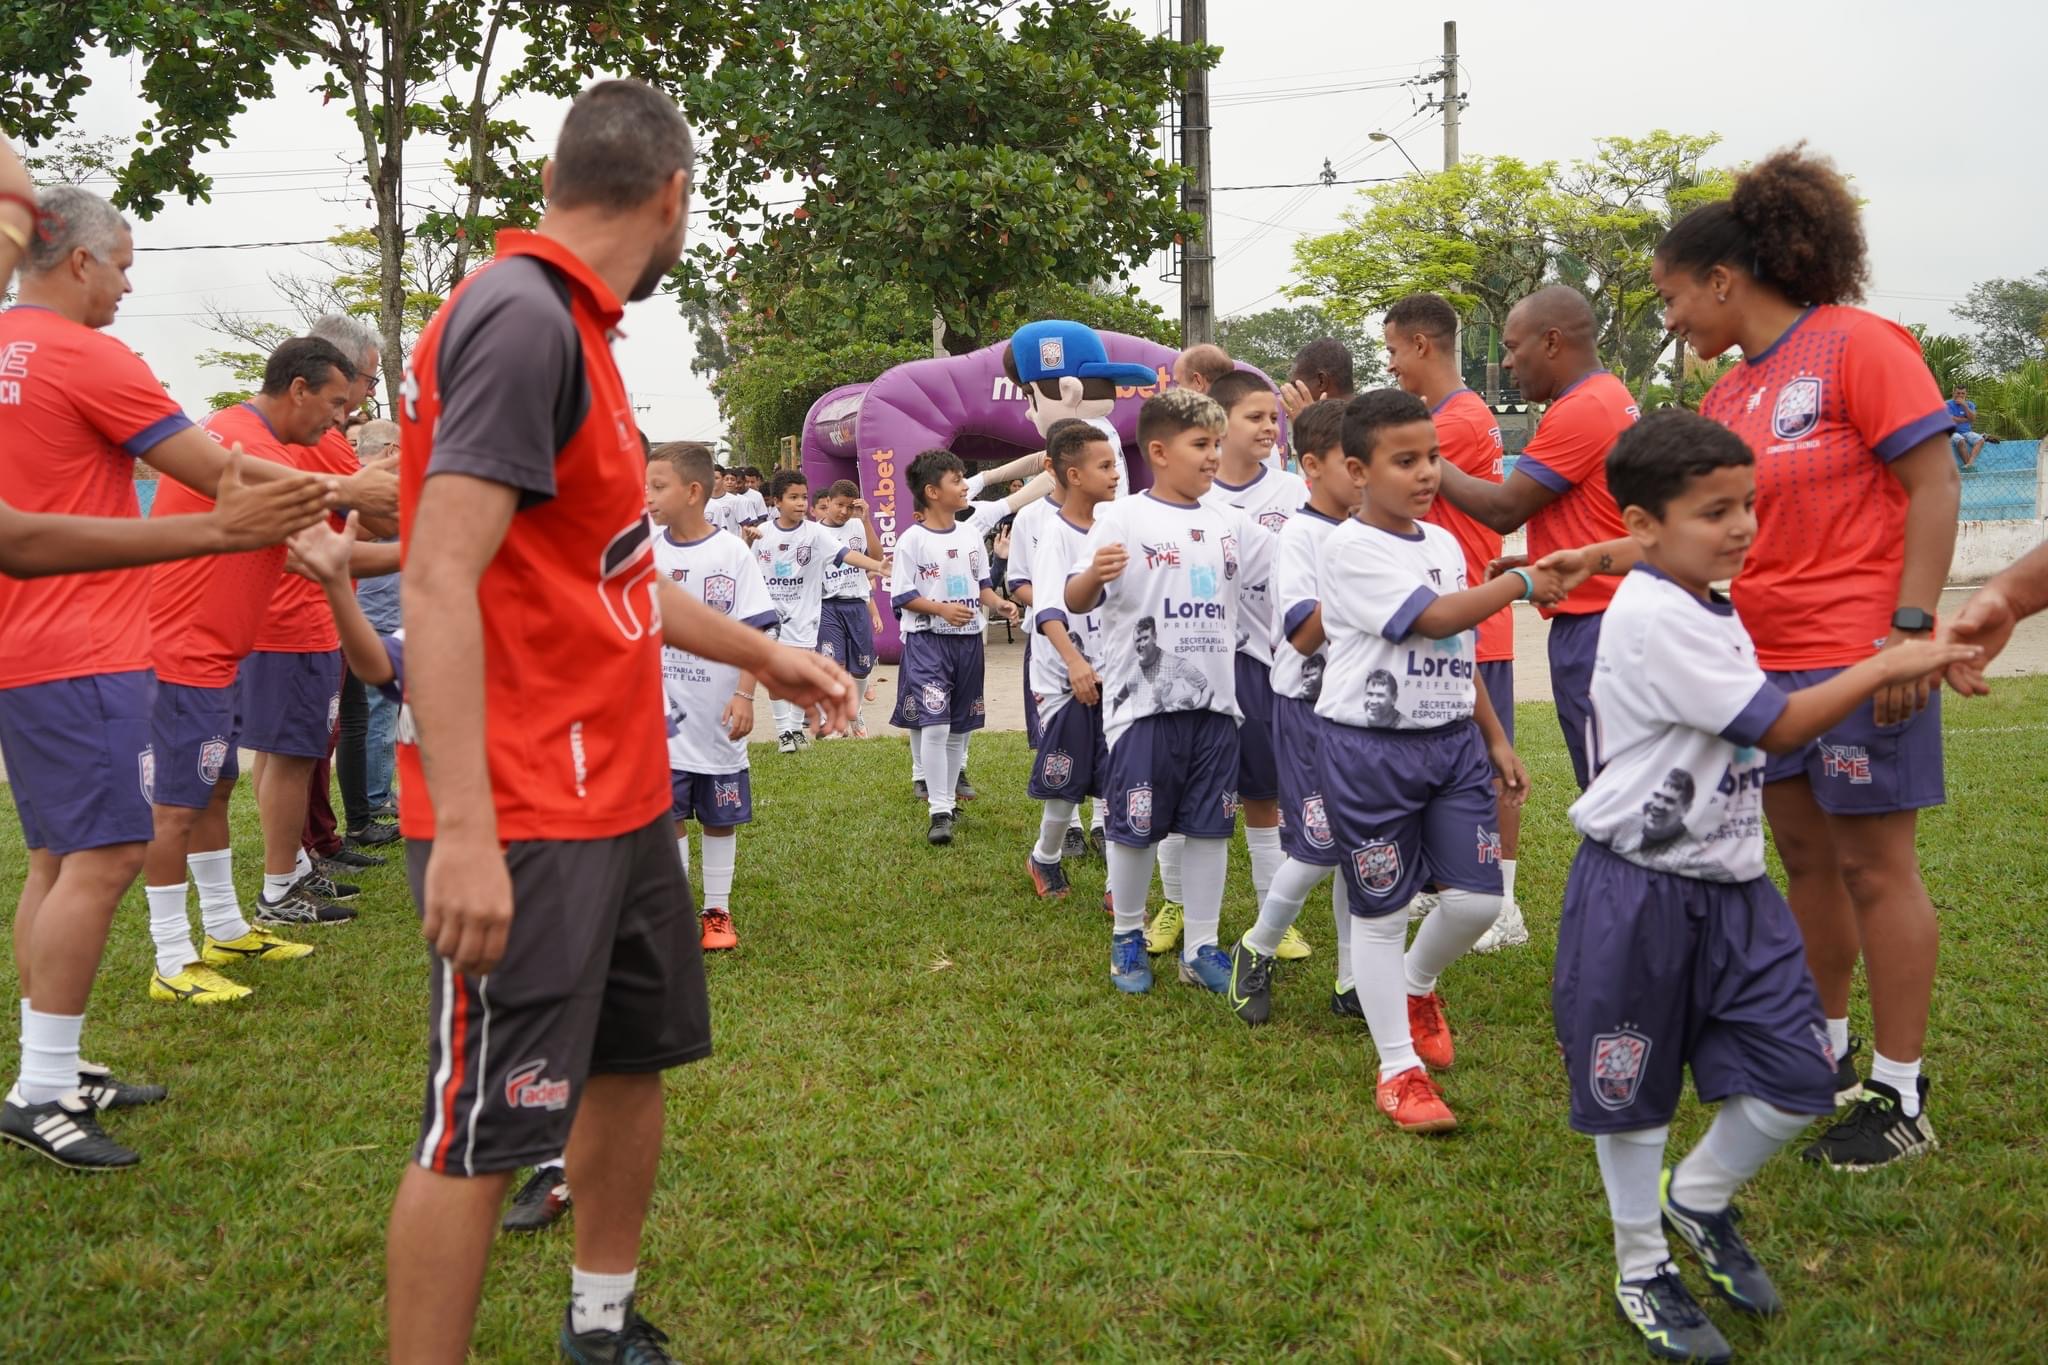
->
[[1009, 320, 1161, 389]]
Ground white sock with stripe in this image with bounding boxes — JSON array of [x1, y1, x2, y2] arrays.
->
[[17, 1007, 83, 1106], [146, 883, 197, 979], [189, 848, 251, 941]]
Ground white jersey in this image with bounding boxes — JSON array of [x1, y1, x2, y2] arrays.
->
[[731, 488, 769, 528], [821, 518, 873, 600], [1078, 490, 1273, 748], [750, 516, 847, 649], [1317, 518, 1475, 731], [890, 520, 992, 636], [1201, 464, 1306, 664], [1270, 505, 1345, 704], [1004, 495, 1067, 633], [1024, 510, 1104, 725], [1570, 568, 1784, 883], [653, 529, 779, 775], [705, 494, 737, 537]]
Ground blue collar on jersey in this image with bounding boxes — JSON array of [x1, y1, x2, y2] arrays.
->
[[1297, 504, 1345, 525], [1429, 387, 1475, 416], [1362, 519, 1426, 543], [1141, 488, 1203, 509], [1211, 466, 1269, 494], [1740, 307, 1818, 368], [663, 527, 723, 549], [1551, 369, 1609, 403]]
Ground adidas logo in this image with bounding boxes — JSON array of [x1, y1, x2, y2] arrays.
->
[[33, 1108, 89, 1152]]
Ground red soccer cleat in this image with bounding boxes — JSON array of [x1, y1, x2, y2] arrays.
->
[[1376, 1065, 1457, 1133], [1407, 990, 1455, 1070], [700, 909, 738, 951]]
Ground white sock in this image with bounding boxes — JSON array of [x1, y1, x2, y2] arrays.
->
[[1090, 799, 1105, 830], [701, 833, 736, 911], [1244, 825, 1283, 905], [569, 1266, 637, 1335], [1403, 887, 1500, 995], [910, 743, 925, 783], [1035, 802, 1076, 863], [917, 726, 956, 815], [1243, 856, 1329, 957], [946, 731, 969, 781], [1595, 1127, 1672, 1282], [1157, 832, 1185, 904], [676, 836, 691, 884], [1067, 807, 1083, 833], [1826, 1016, 1850, 1060], [1501, 857, 1518, 906], [261, 868, 298, 903], [1106, 841, 1154, 935], [17, 1007, 83, 1106], [1332, 878, 1354, 993], [1669, 1095, 1809, 1214], [294, 847, 312, 878], [772, 698, 800, 734], [145, 882, 197, 979], [1349, 907, 1418, 1079], [189, 848, 249, 941], [1870, 1050, 1923, 1116], [1178, 837, 1229, 962]]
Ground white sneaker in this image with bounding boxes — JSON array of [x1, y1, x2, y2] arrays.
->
[[1472, 898, 1530, 954], [1408, 890, 1441, 922], [777, 731, 798, 754]]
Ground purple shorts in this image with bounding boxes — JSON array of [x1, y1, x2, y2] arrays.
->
[[1553, 839, 1838, 1134], [1478, 659, 1515, 747], [1272, 694, 1339, 867], [1104, 710, 1239, 847], [890, 632, 986, 734], [817, 598, 875, 679], [1546, 612, 1604, 790], [1029, 696, 1108, 802], [1762, 667, 1945, 814], [1022, 633, 1041, 749], [1233, 652, 1279, 802], [0, 670, 156, 854], [1320, 720, 1503, 916], [149, 679, 243, 810], [670, 769, 753, 828], [241, 649, 343, 759]]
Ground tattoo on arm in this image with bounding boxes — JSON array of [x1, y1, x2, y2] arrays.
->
[[1597, 553, 1612, 572]]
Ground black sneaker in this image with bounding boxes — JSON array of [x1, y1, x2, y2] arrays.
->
[[255, 880, 358, 927], [927, 812, 955, 846], [912, 778, 929, 803], [1, 1092, 141, 1171], [1330, 986, 1366, 1021], [323, 847, 386, 870], [303, 871, 360, 902], [74, 1062, 167, 1111], [1088, 826, 1109, 859], [503, 1164, 572, 1233], [1026, 852, 1070, 899], [349, 821, 403, 849], [1061, 826, 1087, 861], [559, 1295, 675, 1364], [1227, 938, 1278, 1027], [1833, 1033, 1864, 1105], [1613, 1266, 1731, 1362], [1802, 1077, 1936, 1171], [955, 769, 977, 802], [1660, 1170, 1782, 1315]]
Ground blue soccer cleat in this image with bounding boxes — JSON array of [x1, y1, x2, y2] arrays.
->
[[1110, 929, 1152, 994]]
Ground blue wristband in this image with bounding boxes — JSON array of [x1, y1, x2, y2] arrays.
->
[[1508, 567, 1536, 601]]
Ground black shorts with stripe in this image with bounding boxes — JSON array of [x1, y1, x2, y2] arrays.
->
[[408, 814, 710, 1176]]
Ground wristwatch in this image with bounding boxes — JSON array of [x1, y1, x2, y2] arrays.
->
[[1891, 607, 1936, 634]]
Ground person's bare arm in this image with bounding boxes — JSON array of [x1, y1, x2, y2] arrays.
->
[[1945, 540, 2048, 694], [0, 137, 35, 291], [981, 451, 1049, 487], [1410, 561, 1563, 638], [1873, 437, 1962, 723], [339, 452, 401, 526], [1039, 616, 1100, 705], [142, 424, 326, 496], [1065, 543, 1127, 613], [289, 514, 397, 688], [1435, 463, 1560, 535], [1287, 605, 1325, 655], [981, 584, 1019, 621], [842, 548, 889, 575], [1471, 668, 1528, 809], [347, 540, 403, 577]]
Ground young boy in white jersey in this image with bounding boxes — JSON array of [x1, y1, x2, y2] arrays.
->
[[891, 449, 1019, 846], [1224, 401, 1371, 1025], [1548, 412, 1973, 1363], [814, 479, 882, 736], [647, 443, 782, 951], [753, 468, 888, 752], [1064, 389, 1275, 995], [1307, 389, 1548, 1134], [1022, 422, 1122, 898]]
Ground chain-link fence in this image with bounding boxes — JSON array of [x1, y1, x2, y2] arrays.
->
[[1958, 440, 2038, 521]]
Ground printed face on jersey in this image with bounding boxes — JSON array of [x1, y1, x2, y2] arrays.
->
[[1363, 669, 1399, 726], [1134, 616, 1161, 666], [1641, 767, 1694, 845]]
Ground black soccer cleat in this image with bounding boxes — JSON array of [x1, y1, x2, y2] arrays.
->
[[559, 1296, 676, 1364], [1061, 826, 1087, 861], [503, 1164, 572, 1233], [926, 812, 955, 846], [1802, 1077, 1936, 1171], [954, 770, 977, 802], [1088, 826, 1109, 859], [74, 1062, 167, 1111], [1330, 986, 1366, 1021], [303, 871, 361, 902], [1832, 1033, 1864, 1106], [349, 820, 403, 849], [323, 846, 386, 869], [1660, 1170, 1782, 1315], [1612, 1266, 1732, 1362], [1, 1093, 141, 1171], [912, 778, 929, 804], [1227, 938, 1278, 1027], [255, 881, 358, 928]]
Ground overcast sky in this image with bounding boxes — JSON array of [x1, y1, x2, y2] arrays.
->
[[45, 0, 2041, 441]]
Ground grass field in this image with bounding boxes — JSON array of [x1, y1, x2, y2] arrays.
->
[[3, 679, 2046, 1361]]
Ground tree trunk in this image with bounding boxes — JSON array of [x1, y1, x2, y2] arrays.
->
[[375, 0, 407, 401], [448, 8, 506, 288]]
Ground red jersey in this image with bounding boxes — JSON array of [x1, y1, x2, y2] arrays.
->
[[250, 427, 357, 654], [1516, 370, 1639, 618], [147, 404, 295, 688], [0, 306, 192, 688], [1701, 305, 1949, 670], [395, 230, 669, 842], [1424, 388, 1511, 661]]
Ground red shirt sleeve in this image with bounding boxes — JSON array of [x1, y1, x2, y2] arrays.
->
[[1514, 389, 1604, 494], [77, 330, 192, 456], [1842, 315, 1949, 462]]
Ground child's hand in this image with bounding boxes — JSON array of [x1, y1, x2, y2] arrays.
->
[[285, 510, 360, 585], [994, 597, 1020, 623], [1522, 559, 1569, 608], [1069, 658, 1101, 706], [1488, 737, 1530, 809], [1091, 543, 1129, 581], [937, 601, 975, 627], [1868, 637, 1980, 717], [851, 497, 869, 517], [720, 691, 755, 741]]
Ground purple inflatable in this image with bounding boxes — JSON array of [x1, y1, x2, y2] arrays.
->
[[799, 332, 1286, 663]]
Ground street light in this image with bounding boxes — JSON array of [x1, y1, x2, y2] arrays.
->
[[1369, 130, 1425, 177]]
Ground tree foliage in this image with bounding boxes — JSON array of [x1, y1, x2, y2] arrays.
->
[[1216, 305, 1384, 387], [1954, 269, 2048, 375]]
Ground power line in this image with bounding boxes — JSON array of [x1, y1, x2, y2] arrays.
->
[[1214, 176, 1399, 192]]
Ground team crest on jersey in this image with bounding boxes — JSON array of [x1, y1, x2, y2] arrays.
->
[[1819, 742, 1873, 784], [137, 746, 156, 805], [971, 697, 986, 716], [1222, 534, 1240, 580], [819, 639, 838, 661], [1126, 784, 1153, 836], [1300, 796, 1333, 849], [1771, 376, 1823, 440], [920, 682, 948, 715], [1476, 825, 1502, 865], [1591, 1029, 1652, 1111], [327, 692, 341, 730], [198, 738, 230, 787], [1043, 749, 1074, 789], [1258, 510, 1288, 532], [714, 779, 742, 808], [1352, 839, 1401, 897], [794, 543, 813, 568], [703, 573, 737, 615]]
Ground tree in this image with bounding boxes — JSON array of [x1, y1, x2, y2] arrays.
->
[[678, 0, 1210, 356], [1954, 270, 2048, 374], [21, 131, 125, 185], [0, 3, 727, 394], [1215, 305, 1384, 387]]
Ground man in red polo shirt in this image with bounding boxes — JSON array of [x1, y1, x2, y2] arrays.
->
[[1431, 285, 1640, 791], [385, 81, 855, 1364]]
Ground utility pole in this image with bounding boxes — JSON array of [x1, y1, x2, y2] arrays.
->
[[1441, 20, 1461, 170], [1179, 0, 1214, 346]]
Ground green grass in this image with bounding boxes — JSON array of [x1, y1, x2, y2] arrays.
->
[[4, 680, 2047, 1360]]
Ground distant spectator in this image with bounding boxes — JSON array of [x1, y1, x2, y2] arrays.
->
[[1278, 337, 1355, 418], [348, 419, 403, 838], [1948, 385, 1987, 470], [1172, 343, 1234, 394]]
